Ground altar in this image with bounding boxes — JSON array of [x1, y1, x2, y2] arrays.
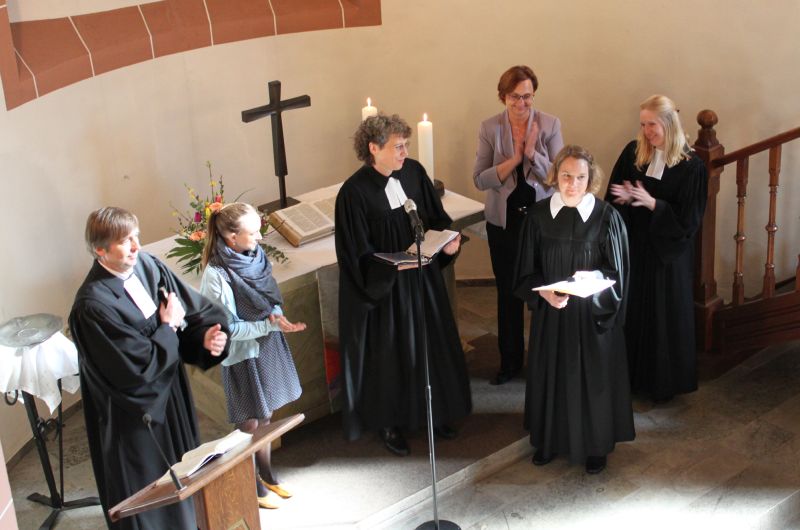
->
[[144, 183, 485, 429]]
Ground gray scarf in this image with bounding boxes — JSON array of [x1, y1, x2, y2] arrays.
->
[[210, 237, 282, 320]]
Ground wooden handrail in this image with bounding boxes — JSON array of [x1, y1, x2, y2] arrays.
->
[[692, 110, 800, 355], [713, 127, 800, 167]]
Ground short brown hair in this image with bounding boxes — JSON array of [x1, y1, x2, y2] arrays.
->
[[545, 145, 604, 196], [85, 207, 139, 258], [353, 114, 412, 165], [497, 65, 539, 103]]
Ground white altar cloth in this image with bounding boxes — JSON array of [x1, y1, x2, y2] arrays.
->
[[145, 183, 485, 289], [0, 332, 80, 413]]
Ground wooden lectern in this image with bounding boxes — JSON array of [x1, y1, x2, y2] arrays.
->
[[109, 413, 304, 530]]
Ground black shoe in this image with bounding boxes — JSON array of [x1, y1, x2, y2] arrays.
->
[[433, 424, 458, 440], [532, 448, 555, 466], [585, 456, 607, 474], [379, 427, 410, 457], [489, 369, 520, 386]]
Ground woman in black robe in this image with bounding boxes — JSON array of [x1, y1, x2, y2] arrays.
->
[[606, 95, 707, 402], [335, 114, 472, 456], [514, 145, 634, 474]]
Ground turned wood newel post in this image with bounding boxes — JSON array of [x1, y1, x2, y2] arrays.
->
[[692, 110, 725, 353]]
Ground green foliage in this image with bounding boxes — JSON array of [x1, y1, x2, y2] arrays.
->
[[168, 162, 288, 275]]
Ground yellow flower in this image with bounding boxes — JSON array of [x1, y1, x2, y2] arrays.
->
[[210, 181, 218, 188], [205, 207, 211, 218]]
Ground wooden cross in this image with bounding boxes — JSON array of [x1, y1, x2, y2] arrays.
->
[[242, 80, 311, 210]]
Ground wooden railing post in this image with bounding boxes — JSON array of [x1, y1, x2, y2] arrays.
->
[[762, 145, 781, 298], [732, 157, 749, 306], [692, 110, 725, 353]]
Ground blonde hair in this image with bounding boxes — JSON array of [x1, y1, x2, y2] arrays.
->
[[635, 94, 692, 170], [545, 144, 604, 196], [201, 202, 259, 268]]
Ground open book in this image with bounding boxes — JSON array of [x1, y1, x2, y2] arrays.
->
[[406, 229, 459, 258], [156, 430, 252, 486], [268, 195, 336, 247], [373, 252, 431, 266], [373, 229, 458, 266]]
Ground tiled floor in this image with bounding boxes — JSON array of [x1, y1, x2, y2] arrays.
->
[[7, 286, 800, 530]]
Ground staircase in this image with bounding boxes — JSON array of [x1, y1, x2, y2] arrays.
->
[[692, 112, 800, 373]]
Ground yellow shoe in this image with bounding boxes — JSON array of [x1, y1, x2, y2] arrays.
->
[[259, 477, 293, 499], [257, 490, 282, 509]]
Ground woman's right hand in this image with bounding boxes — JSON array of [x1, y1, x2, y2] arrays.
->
[[539, 290, 569, 309], [608, 181, 634, 205], [269, 314, 307, 333]]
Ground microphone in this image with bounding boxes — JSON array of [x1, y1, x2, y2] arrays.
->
[[142, 413, 184, 491], [403, 199, 425, 242]]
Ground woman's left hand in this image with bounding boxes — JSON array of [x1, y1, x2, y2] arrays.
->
[[269, 314, 307, 333], [628, 180, 656, 210], [442, 234, 462, 256]]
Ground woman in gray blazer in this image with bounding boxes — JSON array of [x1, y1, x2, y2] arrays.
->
[[473, 65, 563, 385]]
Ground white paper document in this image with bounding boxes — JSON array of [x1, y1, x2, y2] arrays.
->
[[533, 277, 616, 298]]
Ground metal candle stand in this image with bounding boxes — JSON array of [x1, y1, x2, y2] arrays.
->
[[5, 384, 100, 529], [1, 313, 100, 530]]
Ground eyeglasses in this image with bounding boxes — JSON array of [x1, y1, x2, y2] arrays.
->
[[506, 93, 534, 103]]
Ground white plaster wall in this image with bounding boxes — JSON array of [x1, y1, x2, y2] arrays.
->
[[1, 0, 798, 460]]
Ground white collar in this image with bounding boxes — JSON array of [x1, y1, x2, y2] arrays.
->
[[645, 148, 666, 180], [550, 192, 595, 222], [384, 177, 408, 210]]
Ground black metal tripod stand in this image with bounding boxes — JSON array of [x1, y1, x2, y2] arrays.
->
[[6, 381, 100, 529]]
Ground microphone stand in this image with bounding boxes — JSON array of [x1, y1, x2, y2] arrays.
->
[[143, 414, 185, 492], [413, 227, 459, 530]]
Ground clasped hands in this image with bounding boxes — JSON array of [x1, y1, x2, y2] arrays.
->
[[159, 291, 227, 356], [608, 180, 656, 211], [512, 121, 540, 162]]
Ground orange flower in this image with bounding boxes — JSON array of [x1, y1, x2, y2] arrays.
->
[[189, 230, 206, 241], [208, 201, 223, 213]]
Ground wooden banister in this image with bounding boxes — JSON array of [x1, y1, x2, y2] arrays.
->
[[712, 127, 800, 167], [693, 110, 800, 357]]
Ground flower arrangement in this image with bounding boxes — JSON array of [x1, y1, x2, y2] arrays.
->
[[167, 162, 288, 275]]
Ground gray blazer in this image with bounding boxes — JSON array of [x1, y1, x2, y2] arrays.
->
[[472, 109, 563, 228]]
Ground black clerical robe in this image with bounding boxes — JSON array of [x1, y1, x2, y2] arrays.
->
[[514, 197, 634, 462], [606, 141, 707, 400], [335, 159, 472, 440], [69, 252, 228, 530]]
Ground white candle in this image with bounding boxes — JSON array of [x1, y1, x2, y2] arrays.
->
[[417, 113, 434, 182], [361, 97, 377, 121]]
